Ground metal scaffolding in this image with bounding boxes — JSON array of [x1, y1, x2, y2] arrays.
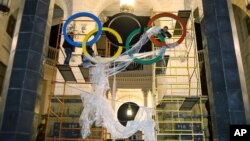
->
[[151, 11, 208, 141], [43, 19, 108, 141], [42, 11, 209, 141]]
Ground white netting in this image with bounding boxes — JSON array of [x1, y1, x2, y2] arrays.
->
[[79, 26, 192, 140], [80, 92, 155, 140]]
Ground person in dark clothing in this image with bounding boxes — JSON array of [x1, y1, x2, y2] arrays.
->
[[62, 32, 75, 64], [160, 26, 172, 38]]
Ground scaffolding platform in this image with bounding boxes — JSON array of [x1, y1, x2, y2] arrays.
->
[[79, 66, 91, 82], [173, 10, 191, 36], [57, 64, 76, 82], [155, 55, 169, 75], [179, 97, 199, 110]]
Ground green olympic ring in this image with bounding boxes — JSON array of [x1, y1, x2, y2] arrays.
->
[[125, 28, 166, 65]]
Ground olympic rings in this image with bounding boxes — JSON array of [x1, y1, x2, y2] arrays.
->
[[82, 27, 123, 63], [103, 13, 144, 48], [63, 12, 102, 47], [125, 28, 166, 65], [63, 12, 187, 64], [147, 12, 187, 47]]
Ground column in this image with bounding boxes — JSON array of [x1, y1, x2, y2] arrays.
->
[[111, 88, 117, 111], [202, 0, 247, 140], [0, 0, 54, 141], [142, 89, 148, 107], [149, 89, 154, 108]]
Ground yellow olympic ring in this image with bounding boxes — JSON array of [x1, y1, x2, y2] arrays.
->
[[82, 27, 123, 63]]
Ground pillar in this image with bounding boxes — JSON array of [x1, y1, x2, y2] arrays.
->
[[142, 89, 148, 107], [0, 0, 54, 140], [202, 0, 247, 140], [111, 88, 117, 111]]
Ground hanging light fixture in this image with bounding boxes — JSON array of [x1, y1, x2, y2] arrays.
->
[[120, 0, 134, 13], [0, 0, 11, 14], [127, 103, 133, 116]]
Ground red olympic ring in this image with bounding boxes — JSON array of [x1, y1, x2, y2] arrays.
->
[[147, 12, 187, 47]]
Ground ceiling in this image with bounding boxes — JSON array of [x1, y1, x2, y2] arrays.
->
[[55, 0, 201, 56], [68, 0, 198, 17]]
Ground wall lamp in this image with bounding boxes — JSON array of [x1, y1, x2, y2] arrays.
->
[[0, 0, 11, 15]]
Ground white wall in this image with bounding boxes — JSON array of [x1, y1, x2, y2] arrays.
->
[[0, 0, 23, 65]]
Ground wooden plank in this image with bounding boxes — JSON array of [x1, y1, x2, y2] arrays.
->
[[173, 10, 191, 36], [57, 65, 76, 82]]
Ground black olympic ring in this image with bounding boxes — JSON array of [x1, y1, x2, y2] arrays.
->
[[103, 12, 144, 48]]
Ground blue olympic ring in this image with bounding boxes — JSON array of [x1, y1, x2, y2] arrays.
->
[[63, 12, 102, 47]]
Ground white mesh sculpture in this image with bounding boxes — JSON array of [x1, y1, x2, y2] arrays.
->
[[79, 26, 191, 140]]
